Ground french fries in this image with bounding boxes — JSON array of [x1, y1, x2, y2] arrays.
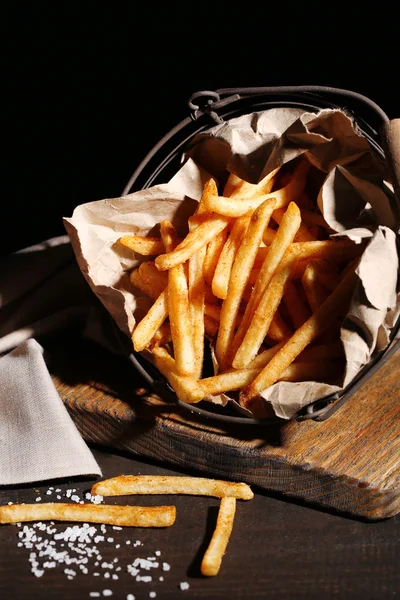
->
[[238, 267, 358, 409], [2, 473, 254, 578], [160, 220, 196, 375], [0, 503, 176, 527], [121, 156, 362, 415], [89, 474, 252, 578], [91, 475, 254, 500], [215, 197, 276, 370], [119, 235, 165, 256], [201, 497, 236, 577]]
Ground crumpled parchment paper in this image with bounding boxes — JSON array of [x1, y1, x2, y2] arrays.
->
[[64, 107, 400, 420]]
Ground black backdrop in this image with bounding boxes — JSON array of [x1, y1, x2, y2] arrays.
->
[[4, 5, 398, 257]]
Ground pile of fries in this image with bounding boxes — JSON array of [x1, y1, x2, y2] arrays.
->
[[1, 475, 253, 577], [120, 156, 364, 416]]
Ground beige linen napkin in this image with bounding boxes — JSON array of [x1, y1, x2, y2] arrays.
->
[[0, 236, 102, 484], [0, 339, 101, 484]]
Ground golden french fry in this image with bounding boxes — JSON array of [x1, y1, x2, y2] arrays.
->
[[232, 264, 293, 369], [139, 261, 169, 294], [160, 220, 196, 376], [152, 346, 203, 403], [282, 280, 311, 329], [203, 160, 310, 217], [132, 290, 169, 352], [187, 192, 212, 378], [91, 475, 254, 500], [301, 260, 331, 312], [262, 227, 277, 246], [0, 503, 176, 527], [203, 227, 229, 287], [223, 166, 280, 198], [272, 207, 316, 242], [212, 214, 251, 299], [203, 303, 221, 322], [148, 322, 172, 348], [268, 310, 293, 342], [204, 315, 219, 337], [285, 239, 365, 265], [230, 202, 301, 360], [119, 235, 165, 256], [201, 497, 236, 577], [189, 177, 218, 225], [189, 247, 207, 379], [155, 214, 231, 271], [215, 198, 277, 370], [195, 353, 341, 397], [198, 367, 262, 397], [246, 341, 286, 369], [129, 263, 168, 300], [239, 267, 358, 408]]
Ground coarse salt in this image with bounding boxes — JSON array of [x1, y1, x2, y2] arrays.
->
[[179, 582, 190, 591]]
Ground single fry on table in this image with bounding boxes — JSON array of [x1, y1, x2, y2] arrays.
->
[[0, 503, 176, 527], [91, 475, 254, 500], [201, 497, 237, 577]]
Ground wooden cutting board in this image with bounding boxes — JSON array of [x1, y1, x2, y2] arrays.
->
[[49, 337, 400, 521]]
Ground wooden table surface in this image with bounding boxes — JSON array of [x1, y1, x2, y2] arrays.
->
[[1, 334, 399, 600], [1, 444, 399, 600]]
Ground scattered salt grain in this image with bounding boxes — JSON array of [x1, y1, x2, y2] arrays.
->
[[126, 595, 135, 600], [102, 591, 112, 597], [107, 538, 114, 543], [35, 497, 41, 502], [149, 593, 156, 598], [46, 491, 52, 496], [136, 575, 152, 583], [162, 562, 170, 571], [179, 582, 190, 591], [89, 593, 100, 598], [155, 551, 161, 556]]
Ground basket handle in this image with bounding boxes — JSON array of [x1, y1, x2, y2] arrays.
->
[[381, 119, 400, 212]]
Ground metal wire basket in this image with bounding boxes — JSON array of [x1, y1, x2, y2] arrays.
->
[[121, 86, 400, 425]]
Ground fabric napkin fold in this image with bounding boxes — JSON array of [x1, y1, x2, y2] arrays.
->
[[0, 236, 103, 485], [0, 339, 102, 484]]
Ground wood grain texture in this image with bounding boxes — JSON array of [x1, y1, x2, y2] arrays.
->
[[49, 338, 400, 521]]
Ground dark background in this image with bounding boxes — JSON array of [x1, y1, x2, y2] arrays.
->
[[4, 5, 398, 257]]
